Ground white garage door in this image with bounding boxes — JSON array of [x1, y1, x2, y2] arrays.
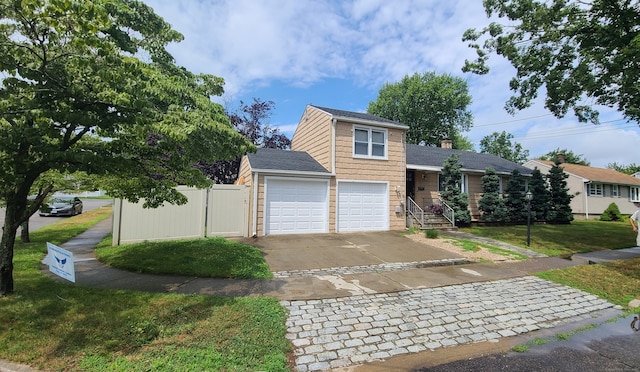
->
[[265, 178, 328, 235], [337, 182, 388, 232]]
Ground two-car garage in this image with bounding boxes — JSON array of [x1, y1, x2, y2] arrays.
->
[[264, 177, 389, 235]]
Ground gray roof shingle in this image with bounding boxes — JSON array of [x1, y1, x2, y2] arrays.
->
[[246, 148, 330, 174], [248, 146, 531, 176], [310, 105, 407, 127], [407, 144, 533, 175]]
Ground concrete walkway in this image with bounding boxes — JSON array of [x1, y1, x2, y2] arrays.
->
[[33, 218, 640, 372]]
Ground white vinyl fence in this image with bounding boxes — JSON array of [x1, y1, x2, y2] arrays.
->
[[112, 185, 249, 245]]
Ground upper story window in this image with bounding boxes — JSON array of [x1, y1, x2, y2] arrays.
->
[[588, 183, 603, 196], [631, 187, 640, 202], [353, 126, 387, 159], [611, 184, 620, 197]]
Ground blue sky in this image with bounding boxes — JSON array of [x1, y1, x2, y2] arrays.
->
[[142, 0, 639, 168]]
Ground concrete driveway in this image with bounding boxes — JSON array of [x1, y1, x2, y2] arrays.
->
[[237, 230, 463, 273]]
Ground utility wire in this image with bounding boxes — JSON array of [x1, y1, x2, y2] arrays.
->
[[474, 114, 554, 127], [514, 123, 637, 141]]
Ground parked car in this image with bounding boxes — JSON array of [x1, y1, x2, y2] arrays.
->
[[39, 196, 83, 217]]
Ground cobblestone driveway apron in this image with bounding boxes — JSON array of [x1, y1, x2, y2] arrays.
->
[[281, 276, 615, 371]]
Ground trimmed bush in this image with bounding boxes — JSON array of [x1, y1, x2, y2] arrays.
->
[[600, 203, 623, 221], [425, 229, 439, 239]]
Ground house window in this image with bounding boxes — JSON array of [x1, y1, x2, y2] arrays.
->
[[611, 184, 620, 197], [438, 174, 467, 193], [588, 183, 603, 196], [353, 126, 387, 159], [631, 187, 640, 202]]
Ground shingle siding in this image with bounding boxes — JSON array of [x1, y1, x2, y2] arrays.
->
[[291, 106, 332, 171]]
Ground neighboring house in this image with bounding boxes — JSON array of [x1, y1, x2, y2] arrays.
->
[[238, 105, 531, 236], [523, 160, 640, 219]]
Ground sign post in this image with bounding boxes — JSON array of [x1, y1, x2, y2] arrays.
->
[[46, 242, 75, 283]]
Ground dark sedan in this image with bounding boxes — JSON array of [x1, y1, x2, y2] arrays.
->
[[39, 196, 83, 217]]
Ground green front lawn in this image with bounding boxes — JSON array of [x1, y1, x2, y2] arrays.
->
[[537, 257, 640, 308], [3, 211, 640, 371], [0, 207, 291, 371], [461, 219, 636, 256], [96, 237, 272, 279]]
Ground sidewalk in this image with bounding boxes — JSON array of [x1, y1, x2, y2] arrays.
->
[[35, 218, 640, 372], [46, 217, 597, 300]]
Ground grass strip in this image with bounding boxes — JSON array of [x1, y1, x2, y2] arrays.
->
[[461, 220, 635, 256]]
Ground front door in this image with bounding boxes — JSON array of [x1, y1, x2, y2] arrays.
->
[[406, 170, 415, 200]]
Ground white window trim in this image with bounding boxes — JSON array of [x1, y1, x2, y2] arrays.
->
[[611, 184, 620, 198], [352, 125, 388, 160], [631, 186, 640, 202], [589, 183, 603, 196], [437, 173, 467, 193]]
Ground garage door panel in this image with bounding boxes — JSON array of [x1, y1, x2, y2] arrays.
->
[[337, 182, 388, 232], [266, 179, 328, 235]]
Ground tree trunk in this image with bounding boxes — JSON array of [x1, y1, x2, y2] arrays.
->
[[0, 208, 18, 296], [20, 221, 30, 243]]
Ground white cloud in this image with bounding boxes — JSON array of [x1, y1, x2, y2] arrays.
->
[[142, 0, 639, 168]]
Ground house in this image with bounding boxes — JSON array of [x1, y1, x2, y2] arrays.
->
[[238, 105, 531, 236], [407, 142, 533, 221], [523, 159, 640, 219]]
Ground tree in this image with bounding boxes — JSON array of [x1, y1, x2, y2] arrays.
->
[[478, 167, 507, 222], [538, 148, 590, 166], [547, 164, 574, 224], [368, 72, 473, 146], [504, 169, 528, 222], [450, 132, 475, 151], [194, 98, 291, 184], [527, 168, 550, 222], [463, 0, 640, 123], [479, 131, 530, 164], [0, 0, 253, 296], [439, 154, 471, 226], [607, 162, 640, 175]]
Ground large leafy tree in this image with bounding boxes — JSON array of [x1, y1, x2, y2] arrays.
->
[[479, 131, 530, 164], [0, 0, 253, 295], [194, 98, 291, 184], [439, 154, 471, 226], [368, 72, 473, 146], [538, 148, 590, 166], [607, 162, 640, 175], [450, 132, 475, 151], [463, 0, 640, 123]]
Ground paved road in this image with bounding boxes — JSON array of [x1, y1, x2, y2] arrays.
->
[[415, 312, 640, 372], [0, 198, 112, 232]]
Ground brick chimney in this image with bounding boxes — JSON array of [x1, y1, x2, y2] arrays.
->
[[557, 153, 566, 164], [441, 139, 453, 149]]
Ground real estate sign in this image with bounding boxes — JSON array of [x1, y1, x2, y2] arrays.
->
[[46, 242, 75, 283]]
